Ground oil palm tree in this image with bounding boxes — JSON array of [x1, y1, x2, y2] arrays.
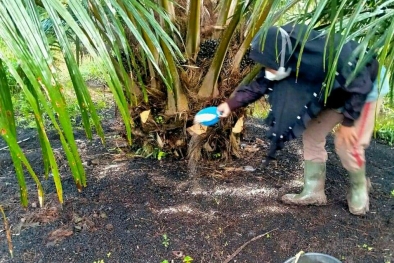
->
[[0, 0, 393, 207]]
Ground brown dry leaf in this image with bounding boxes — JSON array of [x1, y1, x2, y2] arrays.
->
[[243, 145, 260, 153], [172, 251, 184, 258], [47, 228, 73, 242], [156, 133, 164, 148], [232, 116, 244, 134], [25, 206, 59, 225], [255, 138, 265, 145], [175, 139, 185, 147], [203, 142, 214, 152], [224, 166, 244, 172], [113, 156, 129, 162], [140, 110, 151, 123], [187, 123, 207, 136]]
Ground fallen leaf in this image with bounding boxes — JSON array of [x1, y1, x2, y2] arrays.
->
[[203, 142, 214, 152], [172, 251, 184, 258], [243, 145, 260, 153], [73, 215, 83, 224], [140, 110, 151, 123], [244, 166, 256, 172], [175, 139, 184, 147], [100, 212, 107, 219], [232, 116, 244, 133], [47, 228, 73, 242], [187, 123, 207, 136], [157, 133, 164, 148], [255, 138, 265, 145], [91, 159, 100, 165]]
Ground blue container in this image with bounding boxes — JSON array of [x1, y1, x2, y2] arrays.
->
[[283, 253, 342, 263], [194, 106, 221, 126]]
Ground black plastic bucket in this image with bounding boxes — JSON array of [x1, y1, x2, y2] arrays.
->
[[283, 252, 342, 263]]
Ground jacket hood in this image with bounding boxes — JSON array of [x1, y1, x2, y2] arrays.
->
[[249, 24, 329, 81], [249, 26, 291, 70]]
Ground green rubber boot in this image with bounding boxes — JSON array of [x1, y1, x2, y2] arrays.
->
[[282, 160, 327, 206], [347, 166, 370, 215]]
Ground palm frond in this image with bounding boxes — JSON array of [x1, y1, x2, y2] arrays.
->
[[0, 0, 184, 206]]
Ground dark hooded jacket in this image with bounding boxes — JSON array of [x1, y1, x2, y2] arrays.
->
[[227, 23, 379, 160]]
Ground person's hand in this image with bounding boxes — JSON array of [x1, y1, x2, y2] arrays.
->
[[336, 125, 358, 148], [217, 102, 231, 118]]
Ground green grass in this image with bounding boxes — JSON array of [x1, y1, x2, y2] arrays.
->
[[11, 93, 37, 128], [11, 86, 111, 129], [250, 99, 269, 119], [77, 56, 107, 84], [375, 100, 394, 145], [2, 41, 111, 130], [10, 53, 111, 130]]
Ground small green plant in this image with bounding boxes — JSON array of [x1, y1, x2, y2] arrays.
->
[[92, 252, 111, 263], [212, 152, 221, 159], [358, 243, 373, 251], [155, 115, 164, 124], [153, 148, 168, 160], [391, 189, 394, 197], [161, 260, 169, 263], [183, 255, 193, 263], [162, 234, 170, 249]]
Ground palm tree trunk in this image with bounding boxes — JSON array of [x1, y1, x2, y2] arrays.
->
[[213, 0, 232, 39], [198, 0, 243, 98], [186, 0, 201, 59], [162, 40, 189, 114], [232, 0, 274, 73]]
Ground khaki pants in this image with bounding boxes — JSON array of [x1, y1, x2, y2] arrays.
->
[[303, 99, 383, 172]]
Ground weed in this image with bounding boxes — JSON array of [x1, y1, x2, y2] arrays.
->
[[92, 252, 111, 263], [162, 234, 170, 249], [10, 76, 111, 130], [155, 115, 164, 124], [11, 93, 40, 128], [390, 189, 394, 197], [153, 148, 168, 160], [183, 255, 193, 263], [212, 152, 221, 159], [375, 100, 394, 145], [77, 56, 106, 84], [358, 243, 373, 251], [161, 260, 169, 263]]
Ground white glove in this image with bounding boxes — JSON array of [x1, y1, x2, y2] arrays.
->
[[217, 102, 231, 118]]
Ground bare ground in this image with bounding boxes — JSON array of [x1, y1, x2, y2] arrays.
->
[[0, 114, 393, 263]]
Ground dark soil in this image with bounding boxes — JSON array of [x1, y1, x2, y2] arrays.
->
[[0, 113, 393, 263]]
